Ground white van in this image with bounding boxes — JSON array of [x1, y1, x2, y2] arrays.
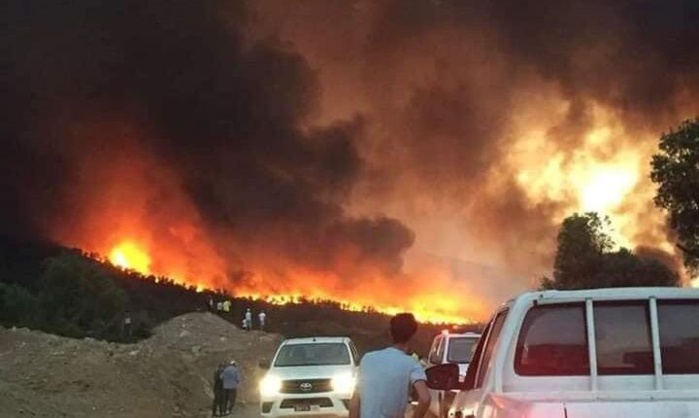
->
[[258, 336, 359, 417], [425, 287, 699, 418], [426, 331, 481, 417]]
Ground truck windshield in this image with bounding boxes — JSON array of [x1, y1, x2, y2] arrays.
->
[[274, 343, 350, 367], [447, 337, 477, 363]]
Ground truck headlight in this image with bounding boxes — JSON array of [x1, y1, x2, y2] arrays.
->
[[259, 375, 282, 396], [331, 373, 356, 394]]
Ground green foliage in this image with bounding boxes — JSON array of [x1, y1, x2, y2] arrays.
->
[[0, 282, 38, 326], [542, 212, 679, 289], [552, 212, 613, 289], [592, 248, 678, 288], [651, 118, 699, 274], [38, 253, 128, 339]]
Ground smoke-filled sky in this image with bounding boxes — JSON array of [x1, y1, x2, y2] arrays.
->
[[2, 0, 698, 321]]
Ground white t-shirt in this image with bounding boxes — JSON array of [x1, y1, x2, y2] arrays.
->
[[357, 347, 426, 418], [259, 312, 266, 321]]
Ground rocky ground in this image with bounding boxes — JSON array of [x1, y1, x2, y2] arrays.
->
[[0, 312, 283, 418]]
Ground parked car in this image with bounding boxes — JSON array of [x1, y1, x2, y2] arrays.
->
[[426, 287, 699, 418], [426, 331, 481, 417], [258, 336, 360, 417]]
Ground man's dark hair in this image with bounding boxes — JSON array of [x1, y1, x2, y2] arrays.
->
[[390, 313, 418, 344]]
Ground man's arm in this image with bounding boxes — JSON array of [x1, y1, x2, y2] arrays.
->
[[411, 380, 431, 418], [348, 391, 360, 418]]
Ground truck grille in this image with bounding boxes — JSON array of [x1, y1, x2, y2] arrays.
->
[[280, 398, 333, 408], [280, 378, 332, 394]]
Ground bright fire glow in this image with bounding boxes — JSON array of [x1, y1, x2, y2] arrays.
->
[[239, 292, 473, 325], [109, 241, 151, 272], [52, 101, 692, 328], [507, 96, 671, 255], [579, 165, 638, 213]]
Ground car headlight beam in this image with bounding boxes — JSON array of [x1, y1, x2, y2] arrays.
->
[[331, 373, 356, 394], [259, 375, 282, 396]]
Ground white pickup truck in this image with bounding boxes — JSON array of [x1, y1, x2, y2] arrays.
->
[[426, 331, 481, 417], [425, 287, 699, 418]]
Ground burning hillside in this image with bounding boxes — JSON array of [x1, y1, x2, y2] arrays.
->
[[2, 0, 698, 322]]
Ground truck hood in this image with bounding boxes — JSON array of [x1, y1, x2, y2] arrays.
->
[[266, 364, 355, 380]]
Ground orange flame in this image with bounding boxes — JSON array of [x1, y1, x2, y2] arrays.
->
[[109, 241, 151, 272], [50, 105, 693, 326]]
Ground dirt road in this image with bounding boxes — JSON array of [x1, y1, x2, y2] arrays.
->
[[229, 403, 420, 418], [227, 404, 258, 418]]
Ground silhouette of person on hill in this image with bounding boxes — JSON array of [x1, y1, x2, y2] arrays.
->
[[212, 362, 226, 416]]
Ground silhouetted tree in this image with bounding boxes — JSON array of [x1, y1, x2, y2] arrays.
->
[[651, 118, 699, 274], [549, 213, 613, 289], [542, 213, 679, 289]]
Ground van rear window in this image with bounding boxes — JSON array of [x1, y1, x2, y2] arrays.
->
[[658, 301, 699, 374], [594, 302, 653, 375], [515, 304, 589, 376]]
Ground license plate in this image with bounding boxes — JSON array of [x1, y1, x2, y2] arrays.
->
[[294, 404, 311, 412]]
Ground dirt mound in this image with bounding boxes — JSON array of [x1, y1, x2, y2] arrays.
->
[[0, 312, 283, 418]]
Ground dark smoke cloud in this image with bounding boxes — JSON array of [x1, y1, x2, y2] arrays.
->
[[3, 0, 698, 297], [248, 0, 699, 278], [1, 0, 413, 282], [487, 0, 699, 124]]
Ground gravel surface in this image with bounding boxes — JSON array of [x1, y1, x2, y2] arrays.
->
[[0, 313, 282, 418]]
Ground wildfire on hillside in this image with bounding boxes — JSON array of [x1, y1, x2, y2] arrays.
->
[[4, 1, 699, 323]]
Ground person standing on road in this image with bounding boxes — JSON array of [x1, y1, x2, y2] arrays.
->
[[349, 313, 431, 418], [212, 362, 226, 417], [221, 360, 241, 414], [222, 299, 231, 315], [258, 310, 266, 330]]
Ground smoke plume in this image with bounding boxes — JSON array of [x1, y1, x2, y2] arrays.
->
[[3, 0, 698, 320]]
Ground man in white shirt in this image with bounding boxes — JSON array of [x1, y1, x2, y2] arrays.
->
[[349, 313, 431, 418], [244, 308, 252, 331], [258, 310, 266, 330]]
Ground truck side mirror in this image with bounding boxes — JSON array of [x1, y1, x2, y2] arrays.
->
[[258, 359, 271, 369], [425, 363, 460, 391]]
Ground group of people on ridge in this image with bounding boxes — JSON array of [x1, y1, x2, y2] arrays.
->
[[207, 297, 267, 331], [212, 360, 240, 417], [242, 307, 266, 331], [208, 297, 232, 314]]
